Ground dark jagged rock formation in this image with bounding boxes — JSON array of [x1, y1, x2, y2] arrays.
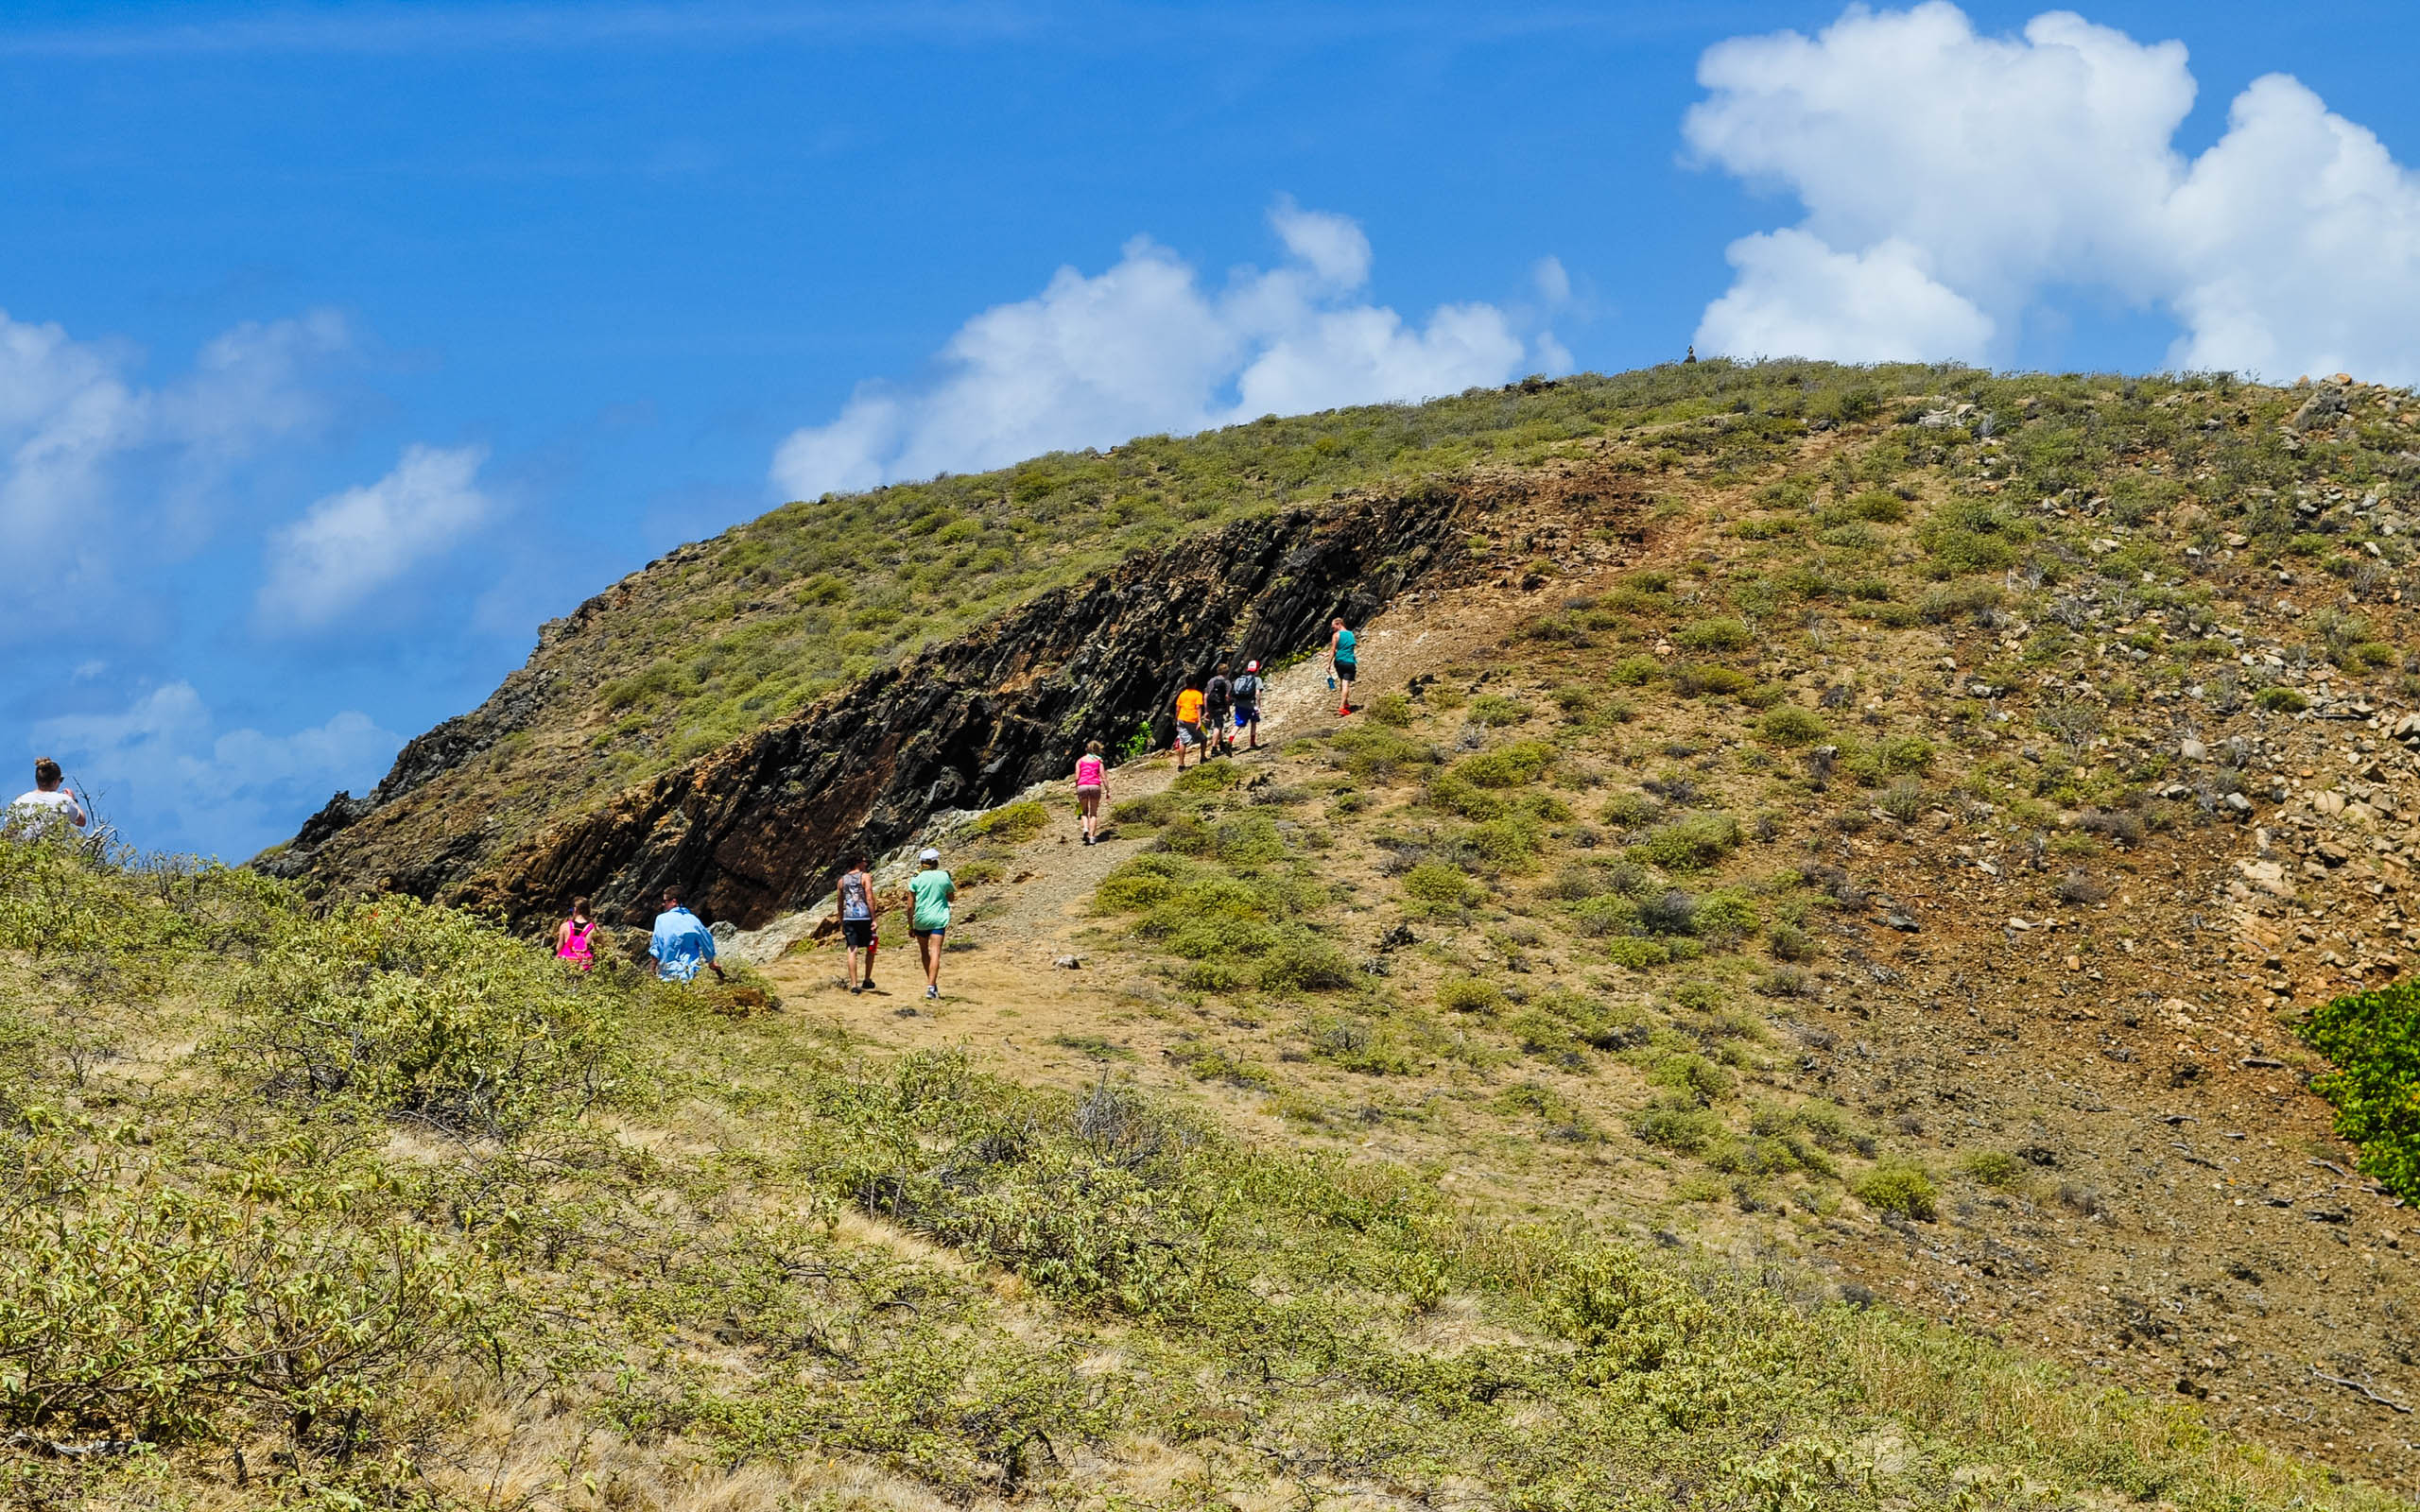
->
[[268, 476, 1642, 930]]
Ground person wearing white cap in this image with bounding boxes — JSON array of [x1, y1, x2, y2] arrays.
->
[[1230, 661, 1265, 751], [907, 847, 956, 999]]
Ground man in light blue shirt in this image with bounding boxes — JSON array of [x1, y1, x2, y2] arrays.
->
[[648, 888, 726, 983]]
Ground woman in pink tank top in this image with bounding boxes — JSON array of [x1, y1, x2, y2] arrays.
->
[[556, 897, 597, 971], [1074, 741, 1109, 846]]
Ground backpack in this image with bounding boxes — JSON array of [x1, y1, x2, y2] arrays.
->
[[1232, 673, 1260, 704]]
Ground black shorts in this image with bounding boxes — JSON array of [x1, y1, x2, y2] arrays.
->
[[841, 919, 873, 949], [1335, 659, 1357, 679]]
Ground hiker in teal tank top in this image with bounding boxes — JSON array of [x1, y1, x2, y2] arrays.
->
[[1329, 617, 1359, 716]]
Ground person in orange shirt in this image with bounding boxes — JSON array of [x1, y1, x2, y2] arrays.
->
[[1173, 679, 1205, 771]]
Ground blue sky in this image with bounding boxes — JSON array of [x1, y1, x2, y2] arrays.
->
[[7, 1, 2420, 858]]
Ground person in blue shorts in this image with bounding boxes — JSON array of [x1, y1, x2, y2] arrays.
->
[[1230, 661, 1265, 750]]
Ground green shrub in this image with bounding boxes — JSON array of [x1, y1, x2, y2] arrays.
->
[[1670, 663, 1755, 697], [0, 1147, 487, 1448], [1469, 815, 1546, 868], [1632, 1097, 1725, 1155], [1855, 1161, 1939, 1221], [1844, 489, 1909, 523], [1877, 736, 1935, 774], [1097, 853, 1197, 912], [1915, 580, 2003, 625], [1600, 790, 1661, 827], [1468, 694, 1532, 727], [1606, 655, 1663, 687], [1454, 739, 1558, 789], [1427, 772, 1508, 820], [2301, 978, 2420, 1198], [1604, 937, 1672, 970], [972, 799, 1050, 842], [1256, 930, 1355, 992], [1402, 862, 1479, 913], [1437, 977, 1505, 1015], [1572, 895, 1643, 938], [1368, 692, 1414, 727], [2255, 686, 2308, 713], [1916, 499, 2031, 576], [1955, 1150, 2027, 1190], [1674, 617, 1753, 653], [1650, 1053, 1733, 1105], [1172, 762, 1248, 796], [1756, 707, 1827, 747], [214, 897, 630, 1138], [1692, 889, 1759, 947], [1324, 727, 1440, 781], [1628, 813, 1742, 870], [1110, 792, 1179, 827], [1878, 778, 1927, 823]]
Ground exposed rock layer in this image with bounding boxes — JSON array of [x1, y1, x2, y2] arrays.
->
[[271, 477, 1641, 928]]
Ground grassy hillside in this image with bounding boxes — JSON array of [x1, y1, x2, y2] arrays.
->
[[0, 828, 2395, 1509], [278, 361, 1953, 871]]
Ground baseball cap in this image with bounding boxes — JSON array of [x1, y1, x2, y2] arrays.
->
[[918, 847, 941, 862], [1246, 660, 1259, 672]]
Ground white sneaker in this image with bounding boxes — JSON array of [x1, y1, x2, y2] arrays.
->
[[925, 985, 939, 1000]]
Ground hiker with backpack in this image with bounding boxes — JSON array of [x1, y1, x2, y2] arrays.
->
[[555, 897, 599, 971], [1203, 667, 1235, 758], [1232, 662, 1265, 750]]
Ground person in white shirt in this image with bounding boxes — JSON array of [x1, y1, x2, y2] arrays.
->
[[9, 758, 88, 833]]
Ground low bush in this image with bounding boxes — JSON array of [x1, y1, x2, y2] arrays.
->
[[1757, 707, 1828, 747], [1632, 1096, 1726, 1155], [1855, 1160, 1939, 1221], [972, 799, 1050, 842], [1454, 739, 1558, 789], [1606, 655, 1663, 687], [1467, 694, 1532, 727], [215, 897, 630, 1138], [2301, 978, 2420, 1199], [1604, 937, 1672, 970], [1437, 977, 1505, 1015], [1628, 813, 1741, 870], [1402, 861, 1480, 914], [1367, 692, 1414, 727], [1956, 1150, 2027, 1189], [1110, 792, 1180, 827], [1674, 617, 1754, 653]]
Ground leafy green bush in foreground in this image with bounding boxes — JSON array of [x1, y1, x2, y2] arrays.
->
[[2301, 978, 2420, 1198]]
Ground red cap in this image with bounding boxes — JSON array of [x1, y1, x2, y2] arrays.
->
[[1246, 661, 1259, 672]]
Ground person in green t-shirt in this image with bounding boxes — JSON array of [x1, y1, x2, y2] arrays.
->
[[908, 847, 957, 1000]]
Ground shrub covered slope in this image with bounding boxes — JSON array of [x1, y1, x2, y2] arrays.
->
[[1, 822, 2397, 1507]]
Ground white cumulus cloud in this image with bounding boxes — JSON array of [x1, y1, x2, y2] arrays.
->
[[258, 443, 494, 628], [0, 305, 351, 636], [770, 202, 1554, 499], [32, 681, 399, 858], [1686, 2, 2420, 380]]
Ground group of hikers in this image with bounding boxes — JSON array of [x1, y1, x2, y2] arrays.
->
[[1170, 618, 1357, 771], [555, 615, 1364, 1003], [555, 850, 959, 998]]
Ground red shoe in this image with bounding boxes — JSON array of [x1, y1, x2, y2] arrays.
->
[[1338, 705, 1352, 715]]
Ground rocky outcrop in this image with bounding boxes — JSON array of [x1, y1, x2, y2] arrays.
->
[[272, 477, 1639, 929]]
